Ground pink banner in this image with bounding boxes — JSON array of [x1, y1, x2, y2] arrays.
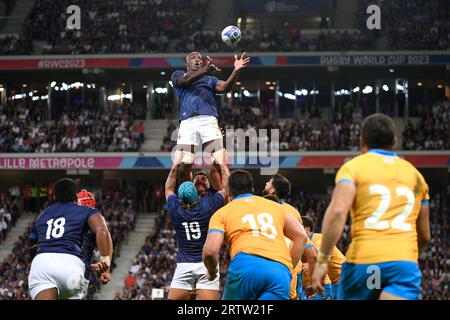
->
[[0, 157, 123, 170]]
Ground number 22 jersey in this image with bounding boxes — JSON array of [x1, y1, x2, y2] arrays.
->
[[335, 149, 429, 264]]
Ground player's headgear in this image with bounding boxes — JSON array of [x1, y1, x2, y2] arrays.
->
[[178, 181, 199, 205], [77, 189, 96, 208]]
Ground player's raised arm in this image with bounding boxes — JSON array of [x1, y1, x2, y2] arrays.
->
[[88, 213, 113, 273], [215, 52, 250, 93], [175, 54, 220, 87], [165, 150, 183, 197], [312, 181, 355, 294], [283, 214, 307, 268]]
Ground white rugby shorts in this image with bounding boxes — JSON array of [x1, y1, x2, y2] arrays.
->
[[170, 262, 220, 291], [29, 252, 89, 300], [177, 115, 222, 146]]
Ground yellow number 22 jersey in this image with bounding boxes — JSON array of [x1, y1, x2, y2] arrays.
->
[[335, 149, 429, 264]]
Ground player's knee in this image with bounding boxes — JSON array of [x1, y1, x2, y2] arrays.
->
[[181, 151, 195, 164]]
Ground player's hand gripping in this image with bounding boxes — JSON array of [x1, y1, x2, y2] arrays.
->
[[205, 56, 221, 73], [207, 268, 218, 281], [311, 262, 328, 296], [234, 52, 250, 71]]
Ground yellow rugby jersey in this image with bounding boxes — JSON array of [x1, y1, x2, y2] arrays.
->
[[281, 201, 314, 300], [335, 149, 430, 264], [310, 233, 345, 284], [208, 194, 294, 271]]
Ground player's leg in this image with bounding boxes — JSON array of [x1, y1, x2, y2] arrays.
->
[[168, 288, 193, 300], [199, 116, 225, 165], [176, 117, 201, 182], [378, 261, 421, 300], [379, 291, 406, 300], [177, 144, 195, 183], [169, 263, 195, 300], [197, 289, 220, 300], [195, 262, 220, 300], [34, 287, 58, 300]]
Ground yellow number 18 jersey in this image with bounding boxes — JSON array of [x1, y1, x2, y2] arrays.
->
[[335, 149, 429, 264]]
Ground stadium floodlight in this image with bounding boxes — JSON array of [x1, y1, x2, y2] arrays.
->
[[54, 86, 59, 91], [362, 86, 373, 94], [28, 92, 33, 97], [382, 85, 389, 92], [295, 90, 301, 96], [277, 92, 283, 97], [352, 86, 360, 93], [234, 93, 239, 98], [227, 93, 232, 98], [169, 81, 173, 87], [50, 81, 56, 87], [301, 89, 308, 96], [107, 94, 121, 101], [396, 84, 404, 91], [284, 93, 296, 100], [32, 96, 39, 101], [243, 90, 250, 97]]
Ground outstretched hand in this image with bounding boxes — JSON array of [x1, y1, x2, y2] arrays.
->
[[234, 52, 250, 71]]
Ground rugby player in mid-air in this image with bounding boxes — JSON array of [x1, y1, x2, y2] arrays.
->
[[171, 51, 250, 182]]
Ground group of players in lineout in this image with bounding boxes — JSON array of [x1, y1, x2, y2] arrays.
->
[[28, 52, 430, 300]]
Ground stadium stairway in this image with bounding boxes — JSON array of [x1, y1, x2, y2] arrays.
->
[[0, 213, 36, 261], [95, 213, 156, 300], [141, 119, 171, 152], [333, 0, 358, 29], [203, 0, 235, 32], [1, 0, 34, 34]]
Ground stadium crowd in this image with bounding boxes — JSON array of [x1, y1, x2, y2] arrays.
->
[[0, 0, 446, 54], [0, 186, 21, 245], [0, 101, 145, 153], [0, 186, 137, 300], [402, 100, 450, 150], [23, 0, 209, 54]]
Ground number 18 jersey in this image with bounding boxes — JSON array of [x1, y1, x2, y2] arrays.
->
[[32, 202, 98, 261], [208, 194, 294, 271], [335, 149, 429, 264]]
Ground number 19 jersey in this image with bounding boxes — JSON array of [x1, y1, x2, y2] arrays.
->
[[33, 202, 98, 261], [336, 149, 429, 264]]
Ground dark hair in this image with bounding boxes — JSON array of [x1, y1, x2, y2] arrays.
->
[[54, 178, 77, 203], [194, 170, 208, 178], [263, 194, 281, 203], [271, 174, 291, 199], [361, 113, 396, 150], [228, 170, 254, 198], [301, 216, 314, 231]]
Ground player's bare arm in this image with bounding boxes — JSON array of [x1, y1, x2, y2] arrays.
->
[[417, 203, 431, 253], [312, 181, 355, 294], [88, 213, 113, 274], [203, 232, 224, 281], [215, 52, 250, 93], [176, 54, 220, 87], [284, 214, 307, 268], [165, 150, 183, 197]]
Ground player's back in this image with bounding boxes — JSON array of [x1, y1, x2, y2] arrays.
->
[[211, 194, 293, 271], [167, 193, 223, 263], [337, 150, 429, 264], [33, 202, 98, 261]]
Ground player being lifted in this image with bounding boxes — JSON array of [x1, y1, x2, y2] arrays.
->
[[165, 151, 229, 300], [171, 51, 250, 182], [312, 114, 431, 300]]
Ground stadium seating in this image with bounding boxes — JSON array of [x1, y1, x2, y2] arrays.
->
[[0, 101, 145, 153]]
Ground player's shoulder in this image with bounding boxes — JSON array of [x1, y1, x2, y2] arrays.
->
[[171, 70, 186, 82]]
